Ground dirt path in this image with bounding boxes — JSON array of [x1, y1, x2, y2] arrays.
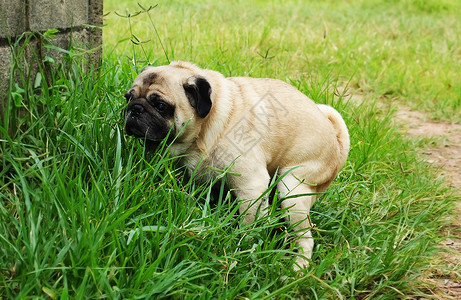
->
[[395, 109, 461, 190], [394, 108, 461, 299]]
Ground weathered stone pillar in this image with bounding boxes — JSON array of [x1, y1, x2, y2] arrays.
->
[[0, 0, 103, 111]]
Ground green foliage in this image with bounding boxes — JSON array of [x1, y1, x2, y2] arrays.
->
[[0, 1, 458, 298]]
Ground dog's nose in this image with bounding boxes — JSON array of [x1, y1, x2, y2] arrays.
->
[[131, 104, 145, 114]]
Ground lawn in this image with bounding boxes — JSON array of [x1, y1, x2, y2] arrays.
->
[[1, 0, 460, 298]]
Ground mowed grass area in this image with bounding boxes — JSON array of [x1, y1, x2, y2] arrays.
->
[[0, 0, 459, 299]]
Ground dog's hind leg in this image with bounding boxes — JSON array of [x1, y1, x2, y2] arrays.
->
[[278, 168, 319, 270]]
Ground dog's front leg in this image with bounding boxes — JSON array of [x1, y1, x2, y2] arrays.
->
[[230, 168, 271, 224]]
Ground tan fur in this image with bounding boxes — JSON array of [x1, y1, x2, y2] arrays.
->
[[126, 61, 350, 269]]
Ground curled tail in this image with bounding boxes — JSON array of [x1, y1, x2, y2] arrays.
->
[[317, 104, 350, 168]]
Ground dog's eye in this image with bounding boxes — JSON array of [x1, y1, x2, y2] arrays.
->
[[125, 91, 134, 103], [154, 101, 167, 113], [148, 94, 174, 117]]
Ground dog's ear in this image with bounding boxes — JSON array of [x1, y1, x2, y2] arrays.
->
[[183, 77, 212, 118]]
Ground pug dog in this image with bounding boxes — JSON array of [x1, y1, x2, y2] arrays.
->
[[124, 61, 350, 269]]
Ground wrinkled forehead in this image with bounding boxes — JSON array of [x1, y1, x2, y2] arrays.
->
[[133, 66, 163, 88], [132, 65, 193, 88]]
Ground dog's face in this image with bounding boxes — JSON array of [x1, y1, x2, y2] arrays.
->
[[124, 64, 212, 148]]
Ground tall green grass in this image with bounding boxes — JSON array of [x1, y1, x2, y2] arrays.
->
[[0, 0, 458, 298]]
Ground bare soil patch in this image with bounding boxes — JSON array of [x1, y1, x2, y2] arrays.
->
[[395, 109, 461, 190]]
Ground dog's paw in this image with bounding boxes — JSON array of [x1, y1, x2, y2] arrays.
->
[[293, 256, 310, 271]]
